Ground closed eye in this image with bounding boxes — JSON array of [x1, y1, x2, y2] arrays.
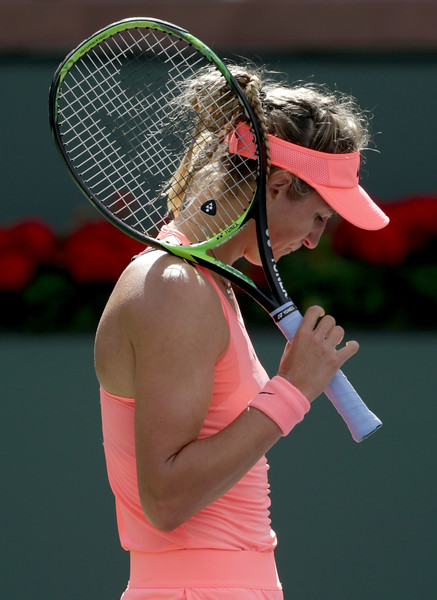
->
[[316, 211, 336, 224]]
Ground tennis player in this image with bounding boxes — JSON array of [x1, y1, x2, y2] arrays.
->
[[95, 68, 388, 599]]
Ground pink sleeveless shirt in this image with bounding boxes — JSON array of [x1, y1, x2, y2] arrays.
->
[[100, 262, 277, 554]]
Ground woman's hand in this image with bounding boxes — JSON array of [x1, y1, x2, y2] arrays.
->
[[277, 305, 359, 403]]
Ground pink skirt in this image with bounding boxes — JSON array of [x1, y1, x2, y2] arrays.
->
[[121, 548, 284, 599]]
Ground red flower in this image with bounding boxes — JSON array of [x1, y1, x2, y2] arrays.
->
[[8, 220, 59, 264], [0, 220, 59, 291], [393, 197, 437, 250], [0, 249, 37, 291], [333, 196, 437, 266], [62, 220, 144, 284]]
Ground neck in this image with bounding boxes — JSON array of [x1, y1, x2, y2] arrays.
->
[[209, 219, 257, 266]]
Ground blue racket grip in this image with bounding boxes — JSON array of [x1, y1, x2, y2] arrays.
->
[[271, 303, 382, 442]]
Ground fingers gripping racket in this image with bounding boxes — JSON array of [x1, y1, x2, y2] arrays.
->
[[48, 17, 382, 441]]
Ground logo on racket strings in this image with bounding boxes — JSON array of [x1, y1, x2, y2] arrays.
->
[[201, 200, 217, 216]]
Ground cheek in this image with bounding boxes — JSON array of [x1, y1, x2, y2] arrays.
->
[[270, 217, 301, 245]]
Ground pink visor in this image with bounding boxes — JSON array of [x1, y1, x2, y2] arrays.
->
[[227, 122, 389, 230]]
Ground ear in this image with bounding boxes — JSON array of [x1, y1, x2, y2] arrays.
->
[[266, 170, 294, 202]]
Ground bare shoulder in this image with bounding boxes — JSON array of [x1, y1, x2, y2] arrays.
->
[[95, 250, 229, 396]]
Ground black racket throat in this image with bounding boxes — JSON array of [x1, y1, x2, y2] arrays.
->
[[251, 170, 293, 314]]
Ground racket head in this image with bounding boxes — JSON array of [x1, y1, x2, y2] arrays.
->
[[50, 21, 260, 244], [49, 17, 291, 310]]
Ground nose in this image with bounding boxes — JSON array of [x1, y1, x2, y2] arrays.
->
[[303, 222, 325, 249]]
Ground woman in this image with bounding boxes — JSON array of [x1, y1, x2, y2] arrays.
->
[[95, 66, 388, 599]]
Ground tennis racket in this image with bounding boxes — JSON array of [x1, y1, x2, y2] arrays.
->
[[48, 17, 382, 441]]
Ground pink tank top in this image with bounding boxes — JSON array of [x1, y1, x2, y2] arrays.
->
[[100, 252, 277, 554]]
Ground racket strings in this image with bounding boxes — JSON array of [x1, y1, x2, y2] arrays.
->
[[60, 43, 175, 232], [56, 25, 259, 244], [166, 79, 253, 237]]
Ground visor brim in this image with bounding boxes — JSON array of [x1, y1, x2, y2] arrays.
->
[[311, 183, 389, 231]]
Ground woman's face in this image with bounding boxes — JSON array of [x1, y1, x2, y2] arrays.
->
[[268, 190, 335, 259], [243, 172, 335, 265]]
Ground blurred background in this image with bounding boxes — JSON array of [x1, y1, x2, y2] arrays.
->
[[1, 1, 436, 599]]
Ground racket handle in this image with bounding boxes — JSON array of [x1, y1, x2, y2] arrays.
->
[[271, 303, 382, 442]]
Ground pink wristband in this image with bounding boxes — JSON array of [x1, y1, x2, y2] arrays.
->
[[249, 376, 311, 436]]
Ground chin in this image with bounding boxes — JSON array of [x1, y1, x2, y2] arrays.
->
[[244, 251, 263, 266], [273, 249, 289, 261]]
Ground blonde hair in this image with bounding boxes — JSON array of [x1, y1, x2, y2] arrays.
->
[[166, 64, 370, 213]]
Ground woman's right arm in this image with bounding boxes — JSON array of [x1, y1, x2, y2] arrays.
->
[[128, 258, 358, 532]]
